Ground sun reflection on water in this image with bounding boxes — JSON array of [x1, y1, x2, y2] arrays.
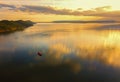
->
[[1, 23, 120, 74]]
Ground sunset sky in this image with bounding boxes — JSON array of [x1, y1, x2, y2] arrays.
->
[[0, 0, 120, 22]]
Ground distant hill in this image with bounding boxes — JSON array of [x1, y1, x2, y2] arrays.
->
[[89, 24, 120, 30], [0, 20, 35, 33], [53, 20, 118, 23]]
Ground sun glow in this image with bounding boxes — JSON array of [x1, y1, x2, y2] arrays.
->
[[0, 0, 120, 22]]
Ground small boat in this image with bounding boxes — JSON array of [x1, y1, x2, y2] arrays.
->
[[37, 52, 42, 56]]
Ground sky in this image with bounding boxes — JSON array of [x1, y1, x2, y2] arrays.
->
[[0, 0, 120, 22]]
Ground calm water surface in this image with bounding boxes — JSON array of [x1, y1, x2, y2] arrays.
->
[[0, 23, 120, 82]]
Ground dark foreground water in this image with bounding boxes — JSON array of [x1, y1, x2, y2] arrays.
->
[[0, 23, 120, 82]]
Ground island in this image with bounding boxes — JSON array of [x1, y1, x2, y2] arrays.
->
[[0, 20, 35, 33], [53, 20, 117, 23]]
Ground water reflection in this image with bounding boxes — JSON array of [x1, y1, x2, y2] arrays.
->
[[0, 23, 120, 82]]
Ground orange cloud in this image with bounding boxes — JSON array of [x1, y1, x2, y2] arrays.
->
[[0, 3, 120, 22], [0, 3, 120, 17]]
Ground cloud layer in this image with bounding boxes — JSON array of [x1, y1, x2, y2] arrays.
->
[[0, 3, 16, 9], [0, 3, 120, 18]]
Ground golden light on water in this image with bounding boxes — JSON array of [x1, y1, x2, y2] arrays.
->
[[22, 23, 120, 70], [1, 22, 120, 75]]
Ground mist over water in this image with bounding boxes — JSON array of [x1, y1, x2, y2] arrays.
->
[[0, 23, 120, 82]]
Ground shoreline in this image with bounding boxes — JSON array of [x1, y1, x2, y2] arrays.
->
[[0, 20, 35, 33]]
